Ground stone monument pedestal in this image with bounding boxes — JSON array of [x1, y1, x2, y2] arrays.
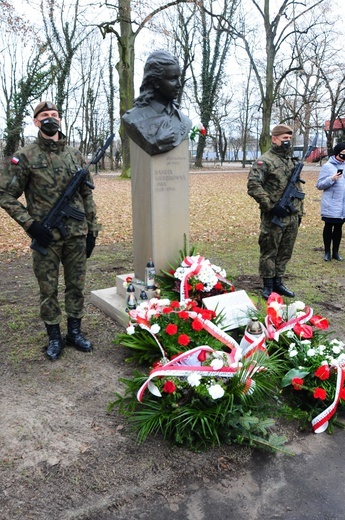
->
[[91, 139, 190, 326], [130, 138, 189, 282]]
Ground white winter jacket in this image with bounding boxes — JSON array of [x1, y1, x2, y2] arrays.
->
[[316, 156, 345, 219]]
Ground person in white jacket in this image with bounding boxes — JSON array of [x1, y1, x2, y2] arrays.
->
[[316, 142, 345, 261]]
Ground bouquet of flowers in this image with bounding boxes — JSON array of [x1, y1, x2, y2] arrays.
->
[[155, 249, 234, 304], [264, 293, 345, 433], [118, 297, 236, 365], [190, 122, 207, 141]]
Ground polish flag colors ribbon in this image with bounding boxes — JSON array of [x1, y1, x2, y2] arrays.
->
[[311, 356, 345, 433], [240, 328, 267, 359], [137, 346, 240, 402], [180, 256, 205, 301]]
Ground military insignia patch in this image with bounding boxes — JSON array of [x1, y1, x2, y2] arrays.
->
[[11, 156, 19, 165]]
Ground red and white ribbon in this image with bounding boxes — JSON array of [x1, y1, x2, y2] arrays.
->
[[137, 346, 239, 402], [240, 328, 267, 359], [312, 356, 345, 433], [186, 310, 241, 358], [180, 256, 205, 301]]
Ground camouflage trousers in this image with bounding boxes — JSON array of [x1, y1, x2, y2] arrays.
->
[[32, 234, 87, 324], [258, 213, 299, 278]]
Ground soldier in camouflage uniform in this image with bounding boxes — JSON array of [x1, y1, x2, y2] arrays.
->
[[0, 101, 99, 360], [247, 124, 304, 300]]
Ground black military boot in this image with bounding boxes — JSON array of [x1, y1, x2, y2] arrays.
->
[[273, 277, 295, 298], [45, 323, 64, 361], [262, 278, 274, 300], [324, 251, 332, 261], [333, 250, 343, 261], [66, 318, 93, 352]]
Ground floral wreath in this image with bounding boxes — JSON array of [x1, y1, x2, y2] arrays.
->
[[264, 292, 345, 433]]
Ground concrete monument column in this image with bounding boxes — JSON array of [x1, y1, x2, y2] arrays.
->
[[130, 138, 189, 282]]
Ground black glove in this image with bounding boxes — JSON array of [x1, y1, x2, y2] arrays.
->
[[27, 221, 53, 247], [270, 204, 289, 219], [86, 234, 96, 258]]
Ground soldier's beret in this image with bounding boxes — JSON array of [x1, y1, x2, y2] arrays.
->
[[34, 101, 58, 118], [271, 124, 293, 136]]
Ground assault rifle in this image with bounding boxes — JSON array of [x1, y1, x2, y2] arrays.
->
[[271, 134, 318, 228], [30, 133, 115, 255]]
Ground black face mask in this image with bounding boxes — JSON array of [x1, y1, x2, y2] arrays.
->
[[274, 140, 291, 153], [338, 153, 345, 160], [279, 140, 291, 151], [40, 117, 60, 137]]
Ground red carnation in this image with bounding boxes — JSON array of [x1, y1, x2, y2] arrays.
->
[[192, 319, 203, 331], [293, 323, 313, 339], [313, 387, 327, 400], [309, 315, 329, 330], [162, 380, 176, 393], [214, 282, 223, 290], [178, 310, 189, 320], [169, 269, 175, 275], [195, 282, 204, 291], [178, 334, 191, 346], [292, 377, 304, 390], [170, 300, 180, 308], [200, 127, 207, 135], [162, 306, 173, 314], [314, 365, 330, 381], [165, 323, 178, 335]]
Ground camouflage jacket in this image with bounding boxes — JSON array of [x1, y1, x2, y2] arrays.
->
[[0, 133, 99, 238], [247, 145, 304, 217]]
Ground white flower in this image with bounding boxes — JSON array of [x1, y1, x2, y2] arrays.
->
[[149, 298, 160, 306], [307, 348, 316, 357], [318, 345, 326, 353], [286, 330, 295, 338], [174, 266, 186, 280], [289, 343, 296, 350], [210, 358, 224, 370], [332, 345, 342, 355], [294, 301, 306, 311], [187, 372, 202, 387], [150, 324, 161, 334], [159, 298, 171, 307], [208, 384, 225, 399], [301, 340, 311, 346], [287, 301, 305, 319], [289, 349, 298, 357], [126, 325, 135, 335]]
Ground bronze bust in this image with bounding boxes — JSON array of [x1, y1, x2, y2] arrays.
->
[[122, 51, 192, 156]]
